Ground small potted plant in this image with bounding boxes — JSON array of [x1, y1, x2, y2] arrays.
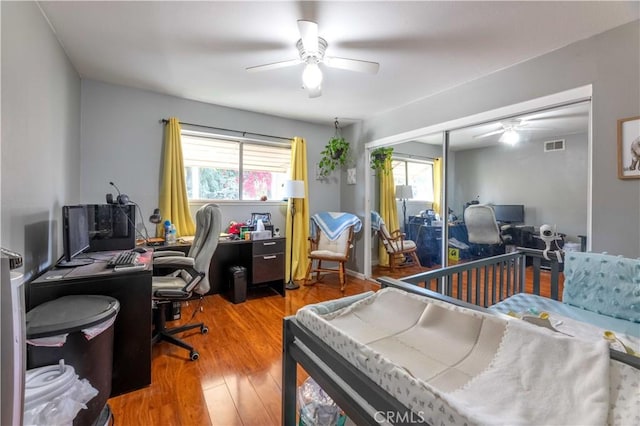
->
[[318, 136, 350, 178], [370, 146, 394, 174]]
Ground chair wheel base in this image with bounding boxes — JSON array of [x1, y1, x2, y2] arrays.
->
[[190, 351, 199, 361], [201, 325, 209, 334]]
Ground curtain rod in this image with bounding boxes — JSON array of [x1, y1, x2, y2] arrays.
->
[[393, 152, 438, 161], [160, 119, 293, 142]]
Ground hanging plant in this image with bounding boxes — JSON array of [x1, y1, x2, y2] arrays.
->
[[370, 146, 394, 174], [318, 119, 350, 178]]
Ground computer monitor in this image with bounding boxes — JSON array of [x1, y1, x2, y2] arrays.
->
[[59, 205, 92, 267], [86, 204, 136, 251], [492, 204, 525, 224]]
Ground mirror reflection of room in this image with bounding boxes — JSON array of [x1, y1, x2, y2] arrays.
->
[[448, 101, 588, 262], [371, 101, 589, 278]]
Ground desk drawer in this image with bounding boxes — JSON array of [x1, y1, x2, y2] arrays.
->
[[252, 253, 284, 284], [253, 239, 284, 255]]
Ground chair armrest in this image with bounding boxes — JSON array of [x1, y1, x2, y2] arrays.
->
[[389, 230, 406, 241], [153, 250, 186, 258], [153, 256, 195, 267], [154, 289, 191, 298], [308, 235, 319, 250]]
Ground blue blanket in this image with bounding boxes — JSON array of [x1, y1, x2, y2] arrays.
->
[[371, 211, 383, 231], [311, 212, 362, 240]]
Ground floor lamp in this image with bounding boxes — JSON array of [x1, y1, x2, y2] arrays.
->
[[396, 185, 413, 232], [283, 180, 305, 290]]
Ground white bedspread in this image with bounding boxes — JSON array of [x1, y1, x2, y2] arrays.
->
[[448, 319, 609, 425], [297, 288, 619, 426]]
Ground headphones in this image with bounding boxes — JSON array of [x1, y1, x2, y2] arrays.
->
[[106, 182, 130, 205], [105, 192, 130, 205]]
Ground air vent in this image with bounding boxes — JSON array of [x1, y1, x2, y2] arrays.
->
[[544, 139, 565, 152]]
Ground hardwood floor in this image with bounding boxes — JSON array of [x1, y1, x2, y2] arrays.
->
[[107, 276, 379, 425], [109, 265, 560, 425]]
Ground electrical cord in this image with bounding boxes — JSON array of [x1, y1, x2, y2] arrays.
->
[[131, 200, 155, 242], [109, 182, 158, 246], [113, 202, 149, 245], [188, 296, 205, 321]]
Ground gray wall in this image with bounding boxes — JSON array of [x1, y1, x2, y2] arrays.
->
[[80, 79, 337, 237], [356, 20, 640, 257], [1, 2, 81, 280], [452, 133, 588, 242]]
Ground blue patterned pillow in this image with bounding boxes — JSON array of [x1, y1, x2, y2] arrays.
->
[[563, 252, 640, 322]]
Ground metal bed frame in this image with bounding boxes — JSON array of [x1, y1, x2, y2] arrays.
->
[[282, 275, 640, 425]]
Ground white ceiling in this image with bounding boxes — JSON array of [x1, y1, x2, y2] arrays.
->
[[39, 1, 638, 126]]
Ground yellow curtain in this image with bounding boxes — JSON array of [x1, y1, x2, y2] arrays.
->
[[378, 157, 399, 267], [432, 157, 443, 216], [285, 137, 310, 281], [158, 118, 196, 237]]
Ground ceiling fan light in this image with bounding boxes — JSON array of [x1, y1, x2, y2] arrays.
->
[[500, 129, 520, 145], [302, 63, 323, 89]]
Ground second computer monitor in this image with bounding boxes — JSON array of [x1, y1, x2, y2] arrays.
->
[[492, 204, 525, 224]]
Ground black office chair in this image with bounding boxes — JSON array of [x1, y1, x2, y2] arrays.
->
[[151, 203, 221, 360], [464, 205, 512, 258]]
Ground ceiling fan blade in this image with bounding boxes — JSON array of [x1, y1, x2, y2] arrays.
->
[[307, 85, 322, 98], [246, 59, 301, 72], [325, 56, 380, 74], [473, 129, 504, 139], [297, 20, 318, 54]]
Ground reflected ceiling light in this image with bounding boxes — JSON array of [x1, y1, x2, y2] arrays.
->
[[302, 62, 323, 90], [500, 129, 520, 145]]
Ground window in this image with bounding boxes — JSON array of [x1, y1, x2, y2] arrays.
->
[[392, 159, 434, 201], [181, 131, 291, 201]]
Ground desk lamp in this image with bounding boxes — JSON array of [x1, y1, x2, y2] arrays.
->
[[283, 180, 305, 290], [396, 185, 413, 232]]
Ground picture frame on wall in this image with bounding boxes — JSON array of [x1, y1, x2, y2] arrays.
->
[[617, 116, 640, 179]]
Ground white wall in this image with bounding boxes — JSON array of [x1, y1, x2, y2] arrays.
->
[[1, 2, 81, 280], [79, 80, 337, 237], [355, 20, 640, 257]]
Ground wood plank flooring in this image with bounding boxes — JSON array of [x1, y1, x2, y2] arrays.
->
[[108, 265, 558, 425], [107, 276, 379, 425]]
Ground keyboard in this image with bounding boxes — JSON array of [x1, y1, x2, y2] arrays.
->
[[107, 251, 140, 268]]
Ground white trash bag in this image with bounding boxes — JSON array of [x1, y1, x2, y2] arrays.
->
[[24, 360, 98, 426]]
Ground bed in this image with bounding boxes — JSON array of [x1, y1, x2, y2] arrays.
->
[[282, 251, 640, 425]]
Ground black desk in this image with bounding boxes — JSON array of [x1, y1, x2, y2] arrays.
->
[[151, 238, 286, 297], [28, 251, 152, 396], [407, 223, 471, 266], [209, 237, 286, 296]]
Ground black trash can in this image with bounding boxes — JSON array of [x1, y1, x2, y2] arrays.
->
[[26, 295, 120, 426], [228, 266, 247, 304]]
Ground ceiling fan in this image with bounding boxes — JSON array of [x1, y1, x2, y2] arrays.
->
[[246, 20, 380, 98], [473, 118, 553, 145]]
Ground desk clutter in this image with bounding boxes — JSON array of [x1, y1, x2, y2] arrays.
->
[[406, 216, 574, 267], [225, 212, 277, 241]]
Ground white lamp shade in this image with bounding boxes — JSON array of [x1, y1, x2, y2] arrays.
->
[[283, 180, 305, 199], [395, 185, 413, 200]]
